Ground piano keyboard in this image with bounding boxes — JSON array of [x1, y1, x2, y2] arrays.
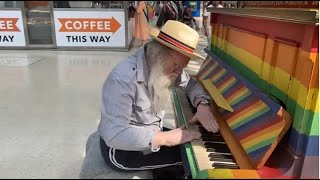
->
[[174, 87, 239, 171]]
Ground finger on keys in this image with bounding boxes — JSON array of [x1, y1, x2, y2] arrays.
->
[[189, 115, 197, 124], [189, 130, 201, 139]]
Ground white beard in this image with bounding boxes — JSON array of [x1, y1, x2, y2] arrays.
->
[[148, 61, 175, 113]]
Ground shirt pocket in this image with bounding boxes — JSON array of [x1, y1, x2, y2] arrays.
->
[[134, 100, 152, 112], [132, 101, 153, 124]]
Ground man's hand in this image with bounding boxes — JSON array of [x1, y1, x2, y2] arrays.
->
[[152, 127, 201, 147], [190, 104, 219, 133]]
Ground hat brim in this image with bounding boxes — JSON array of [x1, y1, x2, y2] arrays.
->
[[148, 26, 205, 60]]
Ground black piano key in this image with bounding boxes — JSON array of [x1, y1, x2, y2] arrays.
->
[[180, 89, 240, 170], [213, 163, 239, 169], [206, 147, 231, 154], [204, 142, 228, 148], [205, 146, 231, 154], [199, 129, 221, 135], [210, 157, 236, 164], [201, 135, 225, 142], [208, 153, 234, 159], [208, 152, 233, 156]]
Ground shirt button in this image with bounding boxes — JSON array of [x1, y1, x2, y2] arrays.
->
[[133, 68, 135, 70]]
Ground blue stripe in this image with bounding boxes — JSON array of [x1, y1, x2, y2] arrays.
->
[[231, 110, 279, 137], [198, 60, 216, 77], [289, 129, 319, 156], [248, 144, 271, 166], [214, 71, 231, 88]]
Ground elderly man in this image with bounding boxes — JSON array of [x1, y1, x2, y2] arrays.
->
[[98, 20, 219, 178]]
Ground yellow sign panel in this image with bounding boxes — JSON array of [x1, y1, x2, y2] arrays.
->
[[201, 79, 234, 112]]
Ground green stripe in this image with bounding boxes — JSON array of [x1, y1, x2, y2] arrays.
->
[[231, 106, 269, 130], [199, 60, 216, 79], [197, 170, 210, 179], [230, 90, 251, 106], [212, 70, 227, 83], [246, 138, 276, 154], [221, 78, 237, 94], [310, 113, 319, 135], [210, 45, 319, 136], [171, 88, 198, 178], [201, 62, 219, 80], [301, 110, 319, 136], [292, 102, 319, 136]]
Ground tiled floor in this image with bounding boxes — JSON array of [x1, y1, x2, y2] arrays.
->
[[0, 29, 208, 178]]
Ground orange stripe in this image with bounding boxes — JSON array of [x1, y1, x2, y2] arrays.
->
[[158, 33, 194, 53], [226, 85, 246, 101], [240, 121, 284, 144], [227, 27, 266, 59], [227, 100, 262, 124]]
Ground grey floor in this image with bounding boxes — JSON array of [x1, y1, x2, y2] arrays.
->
[[0, 29, 208, 178]]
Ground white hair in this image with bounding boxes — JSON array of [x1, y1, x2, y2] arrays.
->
[[146, 40, 176, 113]]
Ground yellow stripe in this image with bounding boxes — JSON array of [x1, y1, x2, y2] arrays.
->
[[261, 61, 273, 84], [212, 34, 319, 111], [218, 77, 237, 93], [242, 127, 283, 149], [287, 79, 319, 112], [272, 67, 291, 93], [199, 62, 218, 80], [240, 121, 284, 145], [310, 52, 318, 63], [210, 68, 227, 82], [227, 101, 266, 126], [306, 88, 319, 112], [214, 36, 262, 75], [208, 169, 234, 179], [227, 87, 251, 105], [232, 170, 261, 179], [197, 60, 211, 76]]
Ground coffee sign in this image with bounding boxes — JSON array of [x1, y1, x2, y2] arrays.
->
[[0, 11, 26, 46], [54, 11, 125, 47]]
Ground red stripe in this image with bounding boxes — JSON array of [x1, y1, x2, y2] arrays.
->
[[211, 13, 317, 52], [158, 33, 194, 53], [237, 115, 282, 140], [158, 33, 193, 53], [311, 48, 318, 53], [223, 96, 259, 120]]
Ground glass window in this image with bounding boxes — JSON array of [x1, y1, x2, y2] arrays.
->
[[53, 1, 125, 9], [24, 1, 53, 44], [0, 1, 22, 8]]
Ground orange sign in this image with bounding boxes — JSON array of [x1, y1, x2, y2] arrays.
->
[[58, 17, 121, 33], [0, 18, 20, 32]]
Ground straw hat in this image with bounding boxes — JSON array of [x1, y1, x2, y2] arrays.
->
[[148, 20, 205, 60]]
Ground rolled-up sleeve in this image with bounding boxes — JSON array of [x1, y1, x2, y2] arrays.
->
[[178, 70, 210, 108], [98, 72, 155, 151]]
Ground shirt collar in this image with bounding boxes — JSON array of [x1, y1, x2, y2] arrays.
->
[[136, 46, 149, 86]]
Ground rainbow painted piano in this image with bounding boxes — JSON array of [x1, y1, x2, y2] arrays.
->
[[172, 3, 319, 179], [173, 50, 292, 179]]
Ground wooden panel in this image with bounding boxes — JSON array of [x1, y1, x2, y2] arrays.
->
[[209, 100, 256, 169], [271, 39, 299, 94]]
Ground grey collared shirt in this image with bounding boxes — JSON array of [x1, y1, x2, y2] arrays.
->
[[98, 47, 209, 151]]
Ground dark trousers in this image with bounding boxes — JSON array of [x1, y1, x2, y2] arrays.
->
[[99, 133, 187, 178]]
